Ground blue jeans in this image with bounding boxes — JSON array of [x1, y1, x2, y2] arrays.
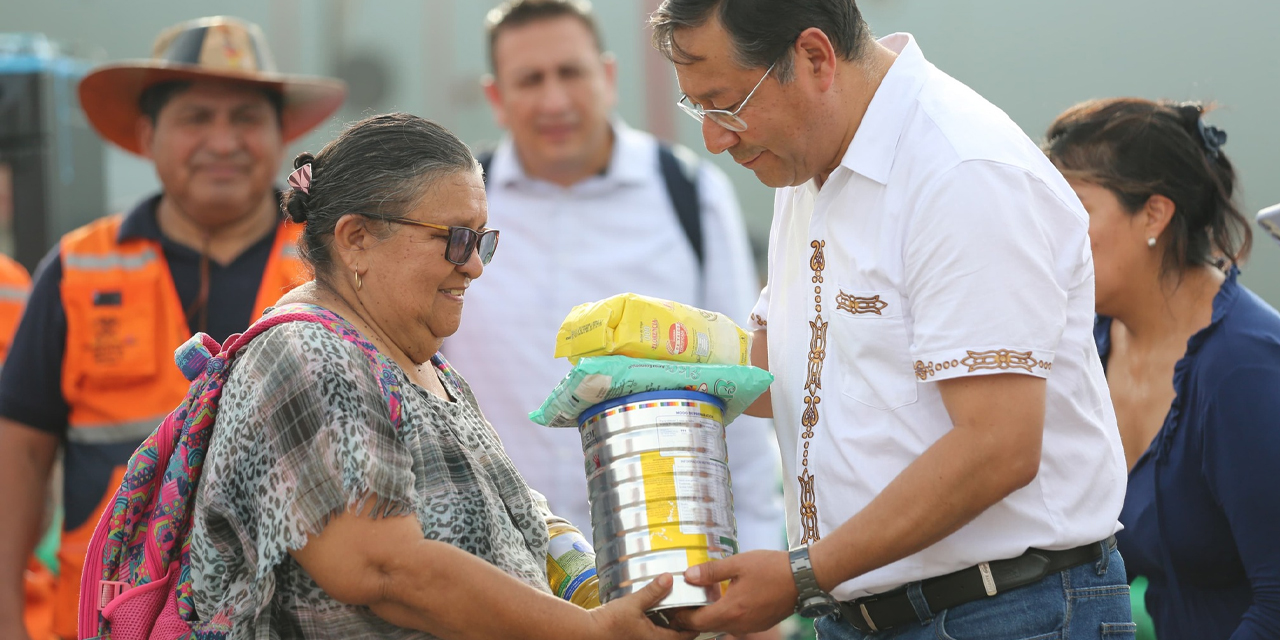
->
[[815, 547, 1136, 640]]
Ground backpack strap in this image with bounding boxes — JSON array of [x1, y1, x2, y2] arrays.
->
[[657, 142, 704, 268], [430, 352, 465, 399], [179, 304, 405, 429]]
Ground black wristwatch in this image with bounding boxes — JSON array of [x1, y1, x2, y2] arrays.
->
[[789, 546, 839, 618]]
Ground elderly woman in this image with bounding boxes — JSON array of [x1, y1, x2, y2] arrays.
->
[[1045, 99, 1280, 639], [189, 113, 691, 640]]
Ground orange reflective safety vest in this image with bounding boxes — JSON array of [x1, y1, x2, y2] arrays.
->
[[51, 214, 306, 639], [0, 253, 31, 363]]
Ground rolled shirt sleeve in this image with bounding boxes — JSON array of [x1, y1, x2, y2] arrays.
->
[[903, 160, 1079, 382]]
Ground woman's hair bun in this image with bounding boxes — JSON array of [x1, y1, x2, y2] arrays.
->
[[283, 192, 309, 223], [1173, 102, 1206, 131], [294, 152, 316, 170], [284, 152, 317, 223], [284, 193, 309, 223]]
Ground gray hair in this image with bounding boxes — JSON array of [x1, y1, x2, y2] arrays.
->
[[282, 113, 479, 282]]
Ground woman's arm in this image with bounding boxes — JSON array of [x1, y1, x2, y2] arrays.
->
[[1204, 365, 1280, 639], [289, 502, 694, 640]]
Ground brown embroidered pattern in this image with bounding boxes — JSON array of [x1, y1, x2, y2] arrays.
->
[[797, 468, 819, 544], [961, 349, 1048, 373], [801, 317, 827, 437], [915, 350, 1052, 380], [914, 358, 961, 381], [799, 240, 826, 545], [749, 313, 768, 328], [836, 292, 888, 315]]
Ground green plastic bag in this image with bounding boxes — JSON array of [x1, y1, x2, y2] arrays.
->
[[530, 355, 774, 428]]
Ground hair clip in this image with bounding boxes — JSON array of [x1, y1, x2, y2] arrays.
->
[[287, 163, 312, 194], [1197, 119, 1228, 159]]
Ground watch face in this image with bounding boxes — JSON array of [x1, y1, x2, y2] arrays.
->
[[798, 598, 840, 619]]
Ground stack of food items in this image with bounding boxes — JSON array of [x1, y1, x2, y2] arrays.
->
[[534, 293, 772, 632]]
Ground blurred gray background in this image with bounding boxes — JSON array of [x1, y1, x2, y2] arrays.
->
[[6, 0, 1279, 301]]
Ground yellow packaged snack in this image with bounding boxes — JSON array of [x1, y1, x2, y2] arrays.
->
[[555, 293, 750, 365]]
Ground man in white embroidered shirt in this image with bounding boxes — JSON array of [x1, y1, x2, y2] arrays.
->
[[650, 1, 1132, 638], [445, 4, 786, 635]]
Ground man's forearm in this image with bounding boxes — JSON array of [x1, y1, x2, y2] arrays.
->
[[807, 417, 1040, 592], [0, 420, 59, 622]]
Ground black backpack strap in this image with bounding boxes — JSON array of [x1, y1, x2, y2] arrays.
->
[[657, 142, 703, 268], [477, 149, 495, 187]]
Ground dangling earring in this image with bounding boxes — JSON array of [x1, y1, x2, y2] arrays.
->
[[1147, 237, 1157, 248], [354, 266, 363, 291]]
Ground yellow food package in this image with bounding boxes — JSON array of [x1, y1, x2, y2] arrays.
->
[[555, 293, 750, 365]]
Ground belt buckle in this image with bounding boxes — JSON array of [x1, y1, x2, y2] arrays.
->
[[978, 562, 999, 597], [858, 602, 880, 632], [840, 596, 881, 633]]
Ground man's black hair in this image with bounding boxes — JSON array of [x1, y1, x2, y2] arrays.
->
[[651, 0, 871, 82]]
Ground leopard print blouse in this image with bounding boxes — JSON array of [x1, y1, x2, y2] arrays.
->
[[190, 321, 550, 639]]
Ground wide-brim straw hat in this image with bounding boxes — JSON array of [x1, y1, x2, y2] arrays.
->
[[78, 16, 346, 155]]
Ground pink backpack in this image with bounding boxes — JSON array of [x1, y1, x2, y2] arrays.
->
[[76, 304, 420, 639]]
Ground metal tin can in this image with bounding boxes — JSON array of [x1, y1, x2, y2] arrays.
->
[[546, 518, 602, 609], [578, 390, 737, 614]]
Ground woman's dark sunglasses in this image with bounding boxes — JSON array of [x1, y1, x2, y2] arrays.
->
[[384, 217, 499, 265]]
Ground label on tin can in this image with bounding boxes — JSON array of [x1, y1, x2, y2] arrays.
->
[[547, 524, 602, 608], [549, 530, 596, 593], [656, 424, 723, 454], [639, 453, 736, 571]]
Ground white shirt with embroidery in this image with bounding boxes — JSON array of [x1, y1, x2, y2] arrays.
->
[[446, 122, 786, 553], [750, 33, 1126, 600]]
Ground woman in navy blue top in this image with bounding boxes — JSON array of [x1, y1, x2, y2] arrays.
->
[[1046, 99, 1280, 639]]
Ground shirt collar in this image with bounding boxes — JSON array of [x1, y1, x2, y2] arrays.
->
[[116, 191, 287, 243], [838, 33, 930, 185], [489, 118, 650, 189]]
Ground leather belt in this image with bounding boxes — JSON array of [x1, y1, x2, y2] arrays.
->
[[838, 536, 1116, 633]]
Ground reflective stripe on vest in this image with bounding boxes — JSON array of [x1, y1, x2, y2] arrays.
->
[[0, 283, 29, 302], [66, 416, 168, 445], [62, 246, 160, 272]]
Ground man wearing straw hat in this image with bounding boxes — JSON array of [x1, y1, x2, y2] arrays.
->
[[0, 17, 344, 640]]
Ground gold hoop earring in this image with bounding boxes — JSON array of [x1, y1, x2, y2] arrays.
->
[[354, 267, 363, 291]]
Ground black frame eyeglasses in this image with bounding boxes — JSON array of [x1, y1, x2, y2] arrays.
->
[[384, 217, 500, 265]]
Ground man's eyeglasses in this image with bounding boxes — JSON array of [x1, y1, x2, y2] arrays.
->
[[384, 217, 500, 266], [677, 61, 776, 133]]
